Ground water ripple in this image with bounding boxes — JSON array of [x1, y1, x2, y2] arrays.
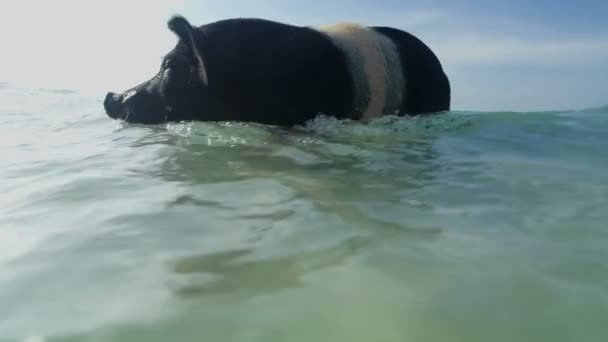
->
[[1, 88, 607, 341]]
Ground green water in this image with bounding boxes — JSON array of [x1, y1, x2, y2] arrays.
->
[[1, 85, 607, 341]]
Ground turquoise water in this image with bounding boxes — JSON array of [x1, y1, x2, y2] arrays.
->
[[1, 83, 607, 341]]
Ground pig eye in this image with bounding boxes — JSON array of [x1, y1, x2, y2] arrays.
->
[[163, 58, 180, 72]]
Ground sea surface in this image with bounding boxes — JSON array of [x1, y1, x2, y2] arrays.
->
[[1, 83, 607, 341]]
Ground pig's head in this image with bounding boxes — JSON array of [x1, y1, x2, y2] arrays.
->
[[104, 16, 212, 124]]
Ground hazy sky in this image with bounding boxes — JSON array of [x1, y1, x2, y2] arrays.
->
[[0, 0, 606, 111]]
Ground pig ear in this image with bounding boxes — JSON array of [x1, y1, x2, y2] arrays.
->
[[168, 15, 209, 85]]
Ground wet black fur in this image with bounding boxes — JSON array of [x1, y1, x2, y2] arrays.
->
[[104, 16, 451, 126]]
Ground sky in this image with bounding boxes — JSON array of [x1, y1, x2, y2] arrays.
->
[[0, 0, 606, 112]]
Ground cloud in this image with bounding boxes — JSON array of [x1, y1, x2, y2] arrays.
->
[[435, 33, 608, 68], [364, 9, 608, 69]]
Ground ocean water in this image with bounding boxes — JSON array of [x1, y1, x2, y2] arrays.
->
[[1, 83, 607, 342]]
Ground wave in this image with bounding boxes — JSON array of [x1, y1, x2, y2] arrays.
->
[[576, 104, 608, 113]]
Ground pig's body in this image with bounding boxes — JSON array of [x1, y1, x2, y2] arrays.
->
[[104, 16, 450, 126]]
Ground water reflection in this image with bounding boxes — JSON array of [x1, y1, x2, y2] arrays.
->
[[143, 117, 454, 303], [170, 235, 370, 300]]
